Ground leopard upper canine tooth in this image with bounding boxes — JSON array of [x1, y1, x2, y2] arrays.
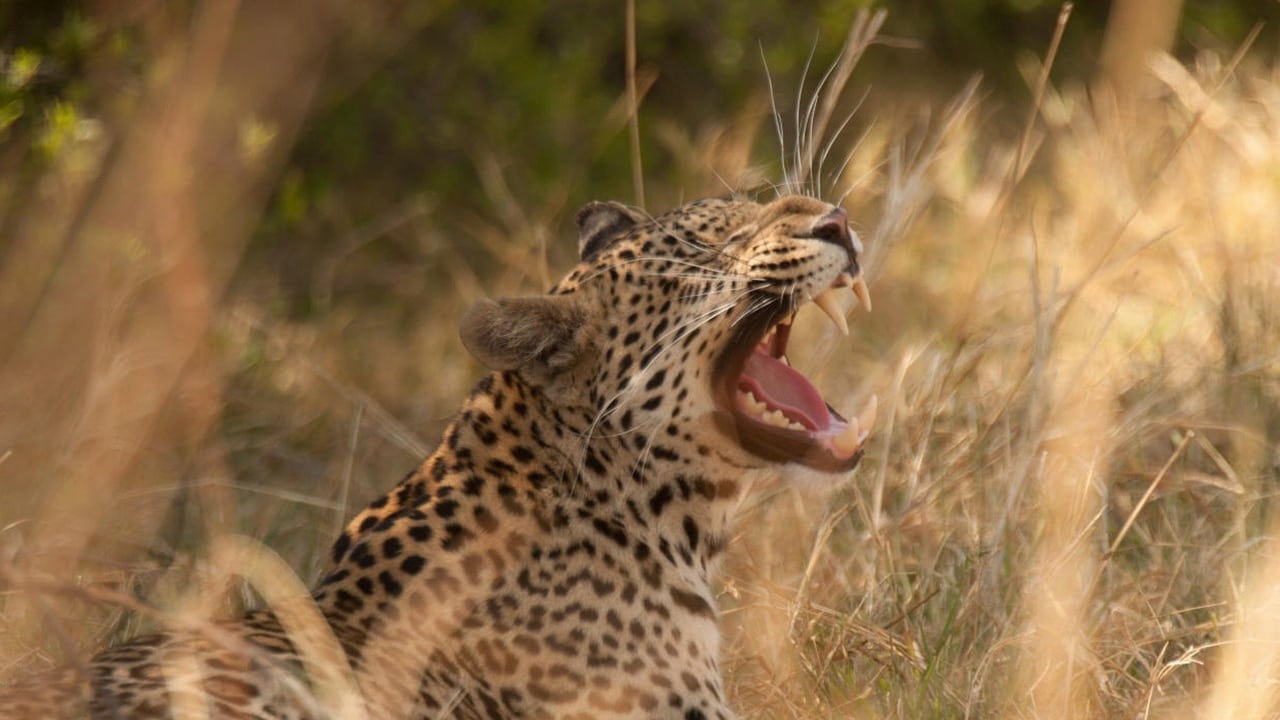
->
[[851, 275, 872, 313], [812, 288, 849, 336]]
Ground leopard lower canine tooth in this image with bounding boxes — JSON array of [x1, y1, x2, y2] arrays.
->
[[832, 394, 877, 455], [812, 288, 849, 336], [832, 417, 863, 455]]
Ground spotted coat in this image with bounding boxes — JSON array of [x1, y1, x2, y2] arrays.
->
[[0, 194, 867, 719]]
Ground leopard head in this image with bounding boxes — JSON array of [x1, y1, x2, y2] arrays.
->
[[460, 194, 873, 476]]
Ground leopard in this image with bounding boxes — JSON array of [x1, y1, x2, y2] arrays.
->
[[0, 193, 874, 719]]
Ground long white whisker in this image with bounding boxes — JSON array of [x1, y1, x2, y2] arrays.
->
[[709, 166, 738, 197], [793, 38, 820, 196], [625, 418, 665, 493], [572, 253, 739, 286], [835, 126, 888, 207], [642, 255, 753, 277], [731, 296, 776, 329], [568, 290, 751, 485], [801, 41, 841, 193], [817, 91, 870, 193], [636, 296, 750, 373], [633, 275, 769, 292], [761, 44, 790, 195]]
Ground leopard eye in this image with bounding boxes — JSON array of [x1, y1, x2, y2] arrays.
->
[[724, 226, 756, 245]]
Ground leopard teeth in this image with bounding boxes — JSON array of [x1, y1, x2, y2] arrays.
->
[[833, 271, 873, 313], [832, 394, 877, 455], [738, 390, 805, 430], [813, 289, 849, 336], [764, 409, 787, 427], [851, 274, 872, 313]]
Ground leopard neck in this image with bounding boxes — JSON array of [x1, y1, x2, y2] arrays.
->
[[441, 370, 745, 573]]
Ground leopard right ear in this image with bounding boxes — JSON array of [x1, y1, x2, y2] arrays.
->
[[459, 294, 594, 386], [575, 201, 645, 260]]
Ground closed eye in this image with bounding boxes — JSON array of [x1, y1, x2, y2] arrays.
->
[[724, 225, 758, 246]]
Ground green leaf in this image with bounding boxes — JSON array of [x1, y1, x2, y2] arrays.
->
[[5, 48, 41, 89]]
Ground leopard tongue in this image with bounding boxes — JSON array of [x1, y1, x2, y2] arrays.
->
[[738, 348, 831, 431]]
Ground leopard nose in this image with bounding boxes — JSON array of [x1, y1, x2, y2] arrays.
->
[[810, 208, 856, 256]]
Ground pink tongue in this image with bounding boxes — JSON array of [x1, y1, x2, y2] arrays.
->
[[738, 349, 831, 431]]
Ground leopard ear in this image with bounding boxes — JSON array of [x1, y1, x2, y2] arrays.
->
[[459, 294, 593, 382], [575, 201, 645, 260]]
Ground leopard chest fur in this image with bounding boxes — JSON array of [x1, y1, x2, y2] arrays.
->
[[311, 370, 743, 719]]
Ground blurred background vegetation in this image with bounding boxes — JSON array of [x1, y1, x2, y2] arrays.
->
[[2, 2, 1280, 718], [2, 1, 1277, 307], [0, 1, 1271, 299]]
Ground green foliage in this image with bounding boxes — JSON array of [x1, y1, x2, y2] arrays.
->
[[0, 47, 37, 135], [5, 2, 1277, 311]]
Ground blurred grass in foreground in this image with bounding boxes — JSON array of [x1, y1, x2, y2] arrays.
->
[[1, 5, 1279, 720]]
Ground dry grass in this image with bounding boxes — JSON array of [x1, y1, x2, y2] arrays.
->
[[721, 34, 1280, 720], [2, 6, 1280, 720]]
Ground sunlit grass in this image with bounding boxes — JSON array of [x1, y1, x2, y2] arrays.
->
[[720, 42, 1280, 719]]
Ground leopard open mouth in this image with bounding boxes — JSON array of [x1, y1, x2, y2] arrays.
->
[[713, 272, 875, 473]]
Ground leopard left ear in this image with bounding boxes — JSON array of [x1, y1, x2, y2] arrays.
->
[[575, 201, 645, 260], [459, 294, 594, 384]]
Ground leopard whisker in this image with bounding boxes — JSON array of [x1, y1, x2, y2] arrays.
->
[[569, 295, 743, 485], [792, 35, 821, 196], [816, 89, 869, 196], [572, 255, 737, 287], [638, 256, 754, 278], [761, 43, 792, 195], [800, 35, 835, 192], [632, 296, 749, 375], [834, 144, 886, 208]]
